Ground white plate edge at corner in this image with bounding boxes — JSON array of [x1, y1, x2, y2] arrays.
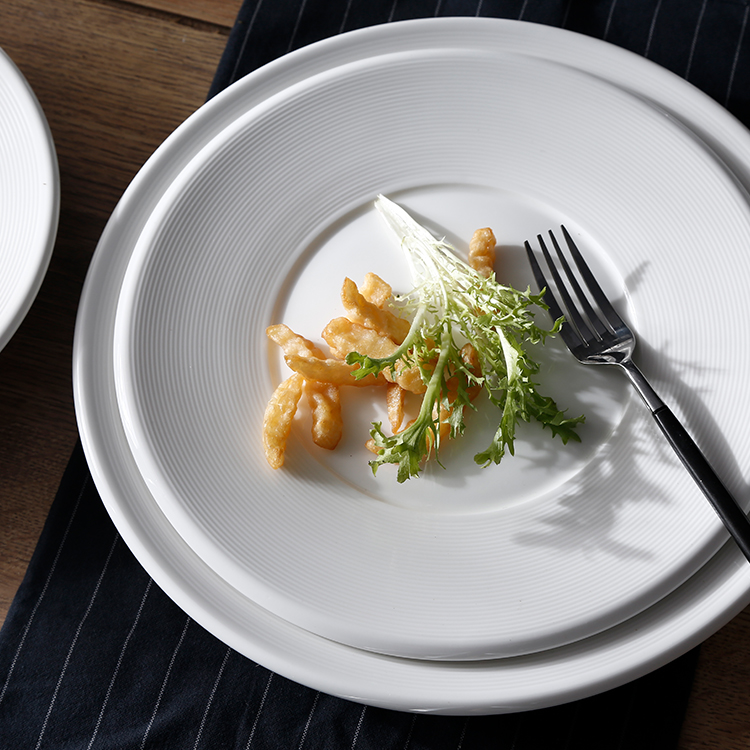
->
[[73, 18, 750, 713], [0, 47, 60, 352]]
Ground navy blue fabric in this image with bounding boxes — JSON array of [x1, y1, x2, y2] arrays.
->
[[0, 444, 699, 748], [6, 0, 749, 745]]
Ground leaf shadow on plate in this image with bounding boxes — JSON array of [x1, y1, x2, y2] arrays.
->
[[512, 265, 750, 566]]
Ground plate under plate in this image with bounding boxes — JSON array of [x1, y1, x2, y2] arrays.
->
[[75, 18, 750, 712], [113, 48, 750, 660]]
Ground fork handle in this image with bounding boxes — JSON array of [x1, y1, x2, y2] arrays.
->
[[652, 405, 750, 563], [621, 360, 750, 561]]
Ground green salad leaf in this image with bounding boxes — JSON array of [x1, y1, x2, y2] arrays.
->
[[346, 195, 584, 482]]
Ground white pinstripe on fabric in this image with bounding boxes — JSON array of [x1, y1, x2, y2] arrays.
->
[[685, 0, 708, 78], [339, 0, 354, 32], [0, 476, 88, 711], [287, 0, 310, 52], [297, 690, 321, 749], [644, 0, 664, 58], [455, 717, 469, 750], [228, 0, 265, 91], [139, 615, 192, 749], [193, 645, 232, 749], [725, 5, 750, 106], [351, 704, 367, 749], [403, 714, 417, 749], [560, 0, 573, 29], [34, 532, 120, 750], [603, 0, 619, 40], [388, 0, 400, 23], [85, 578, 153, 750], [244, 671, 274, 749]]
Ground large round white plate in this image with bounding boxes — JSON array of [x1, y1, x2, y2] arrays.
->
[[112, 47, 750, 662], [0, 48, 59, 352], [74, 18, 750, 712]]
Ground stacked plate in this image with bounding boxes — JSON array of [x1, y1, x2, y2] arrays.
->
[[74, 18, 750, 714], [0, 48, 58, 352]]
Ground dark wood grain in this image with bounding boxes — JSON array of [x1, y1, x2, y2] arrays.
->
[[1, 1, 749, 746], [128, 0, 239, 26], [0, 0, 232, 621]]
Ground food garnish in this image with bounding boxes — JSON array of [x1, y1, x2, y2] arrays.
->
[[262, 195, 584, 480]]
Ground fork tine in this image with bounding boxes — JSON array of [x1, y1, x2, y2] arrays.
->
[[524, 238, 584, 348], [560, 226, 626, 332], [548, 231, 609, 340], [524, 240, 563, 314], [534, 233, 594, 344]]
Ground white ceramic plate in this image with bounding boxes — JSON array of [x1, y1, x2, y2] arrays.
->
[[112, 49, 750, 661], [74, 18, 750, 712], [0, 48, 59, 352]]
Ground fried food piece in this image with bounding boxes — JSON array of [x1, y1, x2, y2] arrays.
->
[[364, 384, 405, 454], [284, 354, 386, 387], [468, 227, 496, 279], [386, 382, 405, 433], [266, 323, 326, 358], [267, 324, 344, 450], [365, 437, 381, 455], [323, 316, 394, 360], [321, 317, 426, 394], [262, 373, 304, 469], [428, 416, 452, 450], [341, 277, 411, 344], [304, 379, 343, 450], [359, 272, 393, 308]]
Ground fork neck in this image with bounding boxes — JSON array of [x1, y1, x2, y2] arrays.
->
[[619, 359, 665, 413]]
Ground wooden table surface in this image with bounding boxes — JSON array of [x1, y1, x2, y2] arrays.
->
[[1, 1, 749, 746]]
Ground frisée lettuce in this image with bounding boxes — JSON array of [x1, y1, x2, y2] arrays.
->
[[346, 195, 584, 482]]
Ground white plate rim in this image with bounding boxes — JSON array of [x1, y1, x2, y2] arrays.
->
[[73, 17, 750, 713], [0, 47, 59, 352]]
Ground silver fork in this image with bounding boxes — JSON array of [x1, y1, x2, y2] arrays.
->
[[525, 226, 750, 563]]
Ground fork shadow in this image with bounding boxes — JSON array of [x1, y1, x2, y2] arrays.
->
[[512, 262, 750, 567]]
